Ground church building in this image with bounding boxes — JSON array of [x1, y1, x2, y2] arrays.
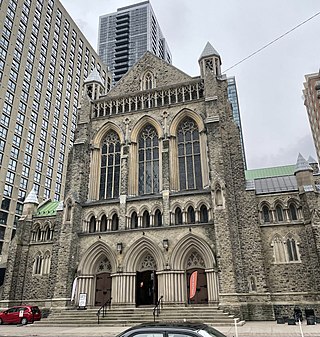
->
[[1, 43, 320, 321]]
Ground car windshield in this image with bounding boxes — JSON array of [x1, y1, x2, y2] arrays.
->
[[198, 326, 227, 337], [31, 307, 40, 314]]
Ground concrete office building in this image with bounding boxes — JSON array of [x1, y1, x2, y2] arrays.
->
[[303, 72, 320, 163], [0, 0, 109, 273], [98, 1, 172, 83]]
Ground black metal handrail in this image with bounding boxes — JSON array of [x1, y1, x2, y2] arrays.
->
[[96, 298, 112, 324], [153, 295, 163, 322]]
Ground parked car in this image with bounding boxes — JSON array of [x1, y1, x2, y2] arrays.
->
[[116, 322, 227, 337], [0, 305, 41, 325]]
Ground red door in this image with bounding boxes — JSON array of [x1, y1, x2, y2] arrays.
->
[[95, 273, 112, 306]]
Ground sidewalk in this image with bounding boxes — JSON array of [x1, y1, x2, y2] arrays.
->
[[0, 321, 319, 337]]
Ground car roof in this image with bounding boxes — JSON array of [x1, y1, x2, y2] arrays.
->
[[124, 322, 209, 332]]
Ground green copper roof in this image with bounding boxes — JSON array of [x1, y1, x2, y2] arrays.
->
[[36, 201, 60, 217], [245, 165, 296, 180]]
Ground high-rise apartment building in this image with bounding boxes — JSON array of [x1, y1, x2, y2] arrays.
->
[[0, 0, 109, 269], [303, 72, 320, 163], [227, 77, 247, 169], [98, 1, 172, 83]]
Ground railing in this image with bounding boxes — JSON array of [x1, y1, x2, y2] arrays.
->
[[153, 295, 163, 322], [96, 298, 112, 324]]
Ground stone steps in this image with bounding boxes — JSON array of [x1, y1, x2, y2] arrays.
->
[[36, 306, 243, 327]]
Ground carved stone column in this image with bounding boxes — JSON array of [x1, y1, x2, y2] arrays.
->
[[111, 272, 136, 307]]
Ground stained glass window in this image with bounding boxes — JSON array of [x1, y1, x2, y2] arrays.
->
[[138, 125, 159, 195], [99, 131, 121, 200], [177, 118, 202, 190]]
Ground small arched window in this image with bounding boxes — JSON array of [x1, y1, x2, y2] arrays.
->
[[33, 253, 42, 275], [154, 209, 162, 227], [89, 216, 96, 233], [175, 207, 183, 225], [199, 205, 208, 223], [144, 72, 154, 90], [249, 276, 257, 292], [275, 205, 284, 222], [111, 214, 119, 231], [289, 204, 298, 221], [44, 227, 51, 241], [131, 212, 138, 229], [187, 206, 195, 224], [262, 205, 271, 223], [142, 210, 150, 228], [66, 202, 72, 221], [287, 237, 299, 261], [101, 215, 107, 232], [42, 251, 51, 275]]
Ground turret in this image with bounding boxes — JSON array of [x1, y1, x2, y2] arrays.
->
[[83, 68, 105, 100], [308, 155, 319, 174], [22, 186, 39, 219], [198, 42, 221, 78], [294, 153, 314, 192]]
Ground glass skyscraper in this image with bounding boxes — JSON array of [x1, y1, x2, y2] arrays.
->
[[227, 77, 247, 169], [98, 1, 172, 83]]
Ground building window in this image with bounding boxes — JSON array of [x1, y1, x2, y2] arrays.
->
[[287, 237, 299, 261], [33, 253, 42, 275], [142, 210, 150, 228], [289, 203, 298, 221], [177, 118, 202, 190], [111, 214, 119, 231], [262, 205, 271, 223], [131, 212, 138, 229], [154, 209, 162, 227], [138, 125, 159, 195], [99, 131, 121, 200], [275, 205, 284, 222], [174, 207, 183, 225], [199, 205, 208, 223], [89, 216, 96, 233], [272, 235, 300, 263], [101, 215, 107, 232], [187, 206, 195, 224], [143, 72, 154, 90]]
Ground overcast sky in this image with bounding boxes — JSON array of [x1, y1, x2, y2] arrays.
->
[[60, 0, 319, 169]]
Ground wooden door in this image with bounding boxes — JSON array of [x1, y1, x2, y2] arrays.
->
[[95, 272, 112, 306]]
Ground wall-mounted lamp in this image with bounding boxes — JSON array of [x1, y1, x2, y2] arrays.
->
[[162, 239, 169, 251], [117, 242, 123, 254]]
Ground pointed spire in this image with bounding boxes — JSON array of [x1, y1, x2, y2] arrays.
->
[[308, 155, 318, 164], [199, 42, 220, 61], [84, 68, 104, 85], [24, 186, 39, 205], [294, 153, 313, 174]]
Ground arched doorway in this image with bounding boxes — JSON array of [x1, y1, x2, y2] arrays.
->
[[95, 257, 112, 306], [186, 251, 208, 304], [136, 253, 158, 306]]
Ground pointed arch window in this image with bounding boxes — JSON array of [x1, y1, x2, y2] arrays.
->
[[99, 131, 121, 200], [143, 72, 154, 90], [89, 216, 96, 233], [275, 205, 284, 222], [111, 214, 119, 231], [138, 125, 159, 195], [187, 206, 195, 224], [177, 118, 202, 190], [142, 210, 150, 228], [289, 203, 298, 221], [33, 252, 42, 275], [262, 205, 271, 223], [101, 215, 107, 232], [287, 237, 299, 261], [174, 207, 183, 225], [131, 212, 138, 229], [200, 205, 208, 223], [42, 251, 51, 275], [154, 209, 162, 227]]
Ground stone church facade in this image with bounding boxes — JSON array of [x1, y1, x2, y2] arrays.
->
[[1, 43, 320, 321]]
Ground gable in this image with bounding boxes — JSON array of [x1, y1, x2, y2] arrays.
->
[[107, 52, 194, 97]]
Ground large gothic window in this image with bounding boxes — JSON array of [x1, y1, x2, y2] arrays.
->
[[177, 118, 202, 190], [99, 131, 121, 200], [138, 125, 159, 195]]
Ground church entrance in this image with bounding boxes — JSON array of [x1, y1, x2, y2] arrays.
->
[[186, 268, 208, 304], [136, 270, 158, 306], [95, 272, 112, 306]]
